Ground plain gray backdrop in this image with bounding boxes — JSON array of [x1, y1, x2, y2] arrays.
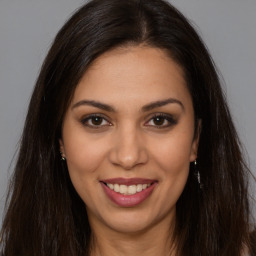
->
[[0, 0, 256, 224]]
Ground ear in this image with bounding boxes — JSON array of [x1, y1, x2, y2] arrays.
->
[[189, 119, 201, 162], [59, 139, 66, 158]]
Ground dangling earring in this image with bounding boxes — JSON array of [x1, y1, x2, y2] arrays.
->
[[60, 151, 66, 161], [194, 160, 202, 189]]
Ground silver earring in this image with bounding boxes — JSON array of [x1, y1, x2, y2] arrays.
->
[[60, 152, 66, 161], [194, 160, 202, 189]]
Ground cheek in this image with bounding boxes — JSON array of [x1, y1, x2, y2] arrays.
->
[[63, 135, 109, 205], [62, 117, 107, 173], [61, 123, 109, 197], [65, 136, 108, 175], [150, 132, 193, 176], [150, 135, 192, 208]]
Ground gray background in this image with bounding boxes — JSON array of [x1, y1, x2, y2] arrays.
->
[[0, 0, 255, 224]]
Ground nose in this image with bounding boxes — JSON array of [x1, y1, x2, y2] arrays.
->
[[108, 126, 148, 170]]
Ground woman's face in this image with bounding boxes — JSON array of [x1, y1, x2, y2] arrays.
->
[[60, 46, 199, 234]]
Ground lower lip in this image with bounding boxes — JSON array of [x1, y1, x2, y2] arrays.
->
[[101, 182, 157, 207]]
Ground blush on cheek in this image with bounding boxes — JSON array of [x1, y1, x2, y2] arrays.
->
[[154, 146, 191, 173], [65, 138, 106, 170]]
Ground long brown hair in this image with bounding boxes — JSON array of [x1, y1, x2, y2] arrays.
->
[[0, 0, 252, 255]]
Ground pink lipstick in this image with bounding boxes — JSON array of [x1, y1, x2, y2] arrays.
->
[[100, 178, 157, 207]]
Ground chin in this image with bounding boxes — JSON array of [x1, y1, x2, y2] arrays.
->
[[94, 207, 172, 235], [105, 217, 153, 234]]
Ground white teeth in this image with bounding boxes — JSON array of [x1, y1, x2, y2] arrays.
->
[[128, 185, 136, 195], [108, 184, 114, 190], [119, 185, 127, 194], [114, 184, 119, 192], [142, 184, 147, 189], [137, 184, 142, 192], [107, 183, 151, 195]]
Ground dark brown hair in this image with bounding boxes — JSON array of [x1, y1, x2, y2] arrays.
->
[[0, 0, 252, 255]]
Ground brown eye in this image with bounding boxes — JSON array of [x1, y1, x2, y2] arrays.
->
[[91, 116, 103, 125], [81, 114, 111, 128], [145, 113, 177, 128], [152, 116, 166, 126]]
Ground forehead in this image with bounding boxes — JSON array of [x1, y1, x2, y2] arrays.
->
[[71, 46, 191, 109]]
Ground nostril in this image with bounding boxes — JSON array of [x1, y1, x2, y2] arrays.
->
[[108, 138, 149, 169]]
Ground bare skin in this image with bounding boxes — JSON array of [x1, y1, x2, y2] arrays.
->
[[60, 46, 199, 256]]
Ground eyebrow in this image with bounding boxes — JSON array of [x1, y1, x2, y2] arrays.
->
[[71, 98, 184, 112], [141, 98, 184, 112], [72, 100, 116, 112]]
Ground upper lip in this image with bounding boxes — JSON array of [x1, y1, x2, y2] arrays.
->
[[100, 177, 157, 186]]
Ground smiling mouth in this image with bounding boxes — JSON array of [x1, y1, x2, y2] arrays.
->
[[100, 178, 157, 207], [103, 183, 153, 195]]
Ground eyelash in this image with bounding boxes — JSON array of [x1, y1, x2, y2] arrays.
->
[[81, 113, 177, 129], [145, 113, 177, 128], [81, 114, 111, 129]]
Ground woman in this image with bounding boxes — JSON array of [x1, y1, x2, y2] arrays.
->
[[0, 0, 253, 255]]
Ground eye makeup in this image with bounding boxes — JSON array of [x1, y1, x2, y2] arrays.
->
[[80, 114, 112, 129], [145, 113, 178, 128], [79, 112, 178, 131]]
